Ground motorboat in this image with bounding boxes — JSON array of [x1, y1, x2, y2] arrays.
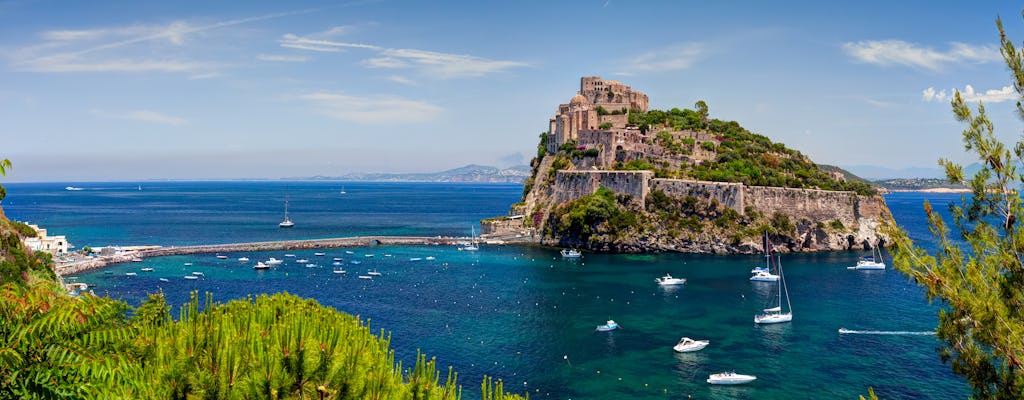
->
[[296, 259, 309, 263], [266, 258, 284, 265], [333, 257, 343, 261], [655, 274, 686, 286], [253, 262, 269, 270], [358, 275, 372, 280], [425, 256, 435, 260], [332, 269, 346, 274], [755, 254, 793, 324], [673, 337, 710, 353], [332, 261, 342, 266], [184, 275, 198, 280], [305, 263, 317, 268], [284, 254, 296, 258], [125, 272, 137, 276], [237, 257, 250, 262], [65, 186, 83, 191], [595, 320, 619, 332], [409, 257, 423, 262], [216, 255, 228, 259], [367, 269, 382, 276], [191, 272, 204, 276], [364, 254, 375, 258], [158, 278, 169, 282], [140, 267, 154, 272], [561, 249, 582, 258], [707, 372, 757, 385], [184, 262, 193, 266], [349, 260, 362, 265], [345, 250, 354, 254], [314, 252, 325, 256], [838, 327, 852, 334]]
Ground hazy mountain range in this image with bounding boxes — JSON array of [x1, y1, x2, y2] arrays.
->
[[294, 164, 531, 183]]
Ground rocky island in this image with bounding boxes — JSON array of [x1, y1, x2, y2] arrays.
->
[[482, 76, 891, 254]]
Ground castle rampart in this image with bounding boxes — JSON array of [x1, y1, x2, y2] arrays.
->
[[554, 170, 652, 204]]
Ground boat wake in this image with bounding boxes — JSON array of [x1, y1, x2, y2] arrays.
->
[[839, 328, 934, 336]]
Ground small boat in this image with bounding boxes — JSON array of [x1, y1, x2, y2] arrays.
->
[[305, 263, 317, 268], [340, 186, 346, 195], [655, 274, 686, 286], [184, 262, 193, 266], [332, 261, 342, 266], [65, 186, 83, 191], [314, 252, 325, 256], [125, 272, 137, 276], [561, 249, 582, 258], [345, 251, 354, 254], [707, 372, 757, 385], [266, 258, 284, 265], [425, 256, 435, 261], [358, 275, 372, 280], [184, 275, 198, 280], [384, 254, 392, 257], [595, 320, 619, 332], [409, 257, 423, 262], [367, 269, 382, 276], [191, 272, 204, 276], [140, 267, 154, 272], [158, 278, 169, 282], [279, 196, 295, 228], [296, 259, 309, 263], [364, 254, 374, 258], [333, 257, 343, 261], [838, 327, 852, 334], [238, 257, 250, 262], [332, 269, 346, 274], [349, 260, 362, 265], [673, 337, 709, 353], [463, 227, 480, 251], [749, 270, 779, 282], [216, 255, 228, 259], [285, 254, 296, 258], [131, 257, 143, 262], [253, 262, 269, 270]]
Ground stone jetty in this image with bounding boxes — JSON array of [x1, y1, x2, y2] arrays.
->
[[56, 236, 476, 276]]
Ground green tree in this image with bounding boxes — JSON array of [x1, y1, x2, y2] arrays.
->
[[694, 100, 709, 129], [0, 158, 9, 201], [885, 15, 1024, 399]]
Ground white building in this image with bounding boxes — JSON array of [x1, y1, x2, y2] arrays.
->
[[21, 224, 69, 254]]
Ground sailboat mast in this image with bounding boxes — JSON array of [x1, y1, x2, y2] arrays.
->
[[779, 255, 792, 312]]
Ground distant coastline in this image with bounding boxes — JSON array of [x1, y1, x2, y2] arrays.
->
[[890, 188, 971, 193]]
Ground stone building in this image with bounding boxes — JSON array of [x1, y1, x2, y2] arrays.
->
[[547, 76, 649, 154], [22, 224, 69, 254]]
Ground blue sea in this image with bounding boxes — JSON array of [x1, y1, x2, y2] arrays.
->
[[2, 182, 970, 399]]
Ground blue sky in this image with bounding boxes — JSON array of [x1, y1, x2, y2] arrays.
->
[[2, 0, 1023, 182]]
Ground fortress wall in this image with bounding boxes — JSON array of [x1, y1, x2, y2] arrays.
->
[[598, 114, 628, 128], [743, 186, 865, 224], [650, 179, 745, 213], [554, 170, 651, 203]]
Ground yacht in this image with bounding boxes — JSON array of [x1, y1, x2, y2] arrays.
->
[[655, 274, 686, 286], [561, 249, 582, 258], [253, 262, 270, 270], [707, 372, 757, 385], [595, 320, 619, 332], [463, 227, 480, 251], [750, 234, 779, 281], [673, 337, 709, 353], [750, 270, 780, 282], [237, 257, 250, 262], [850, 243, 886, 270], [265, 258, 284, 265], [279, 196, 295, 228]]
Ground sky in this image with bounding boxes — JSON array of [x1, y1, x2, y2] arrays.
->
[[3, 0, 1024, 182]]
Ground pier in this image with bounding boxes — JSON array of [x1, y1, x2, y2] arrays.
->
[[55, 236, 484, 276]]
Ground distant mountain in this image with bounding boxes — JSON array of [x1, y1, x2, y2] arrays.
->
[[296, 165, 531, 183], [840, 165, 944, 180]]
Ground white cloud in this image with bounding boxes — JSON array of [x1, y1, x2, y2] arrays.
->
[[11, 10, 311, 74], [296, 92, 442, 123], [279, 32, 529, 78], [616, 43, 704, 74], [92, 109, 189, 126], [843, 40, 999, 70], [257, 54, 311, 62], [386, 75, 417, 85], [922, 85, 1015, 103]]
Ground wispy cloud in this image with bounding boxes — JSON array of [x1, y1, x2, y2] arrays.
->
[[843, 40, 999, 71], [279, 30, 529, 78], [922, 85, 1016, 103], [864, 98, 899, 108], [386, 75, 418, 85], [92, 109, 189, 126], [12, 10, 313, 73], [296, 92, 442, 123], [257, 54, 311, 62], [614, 43, 704, 75]]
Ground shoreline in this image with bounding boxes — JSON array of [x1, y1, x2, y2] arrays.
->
[[56, 235, 524, 276]]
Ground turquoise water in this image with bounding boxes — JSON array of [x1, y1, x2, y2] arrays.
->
[[4, 183, 969, 399]]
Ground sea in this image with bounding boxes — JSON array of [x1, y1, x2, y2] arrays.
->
[[2, 181, 970, 399]]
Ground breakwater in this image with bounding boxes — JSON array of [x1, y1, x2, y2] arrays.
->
[[56, 236, 470, 276]]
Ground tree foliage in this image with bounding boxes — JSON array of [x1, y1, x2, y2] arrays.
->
[[885, 14, 1024, 399]]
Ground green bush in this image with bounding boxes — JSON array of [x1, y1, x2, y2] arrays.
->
[[598, 122, 612, 130]]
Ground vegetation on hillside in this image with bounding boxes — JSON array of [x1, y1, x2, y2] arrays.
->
[[885, 15, 1024, 399]]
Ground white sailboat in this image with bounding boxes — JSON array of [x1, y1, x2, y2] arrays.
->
[[849, 242, 886, 270], [463, 226, 479, 251], [754, 254, 792, 324], [750, 233, 779, 282], [279, 196, 295, 228], [340, 186, 346, 195]]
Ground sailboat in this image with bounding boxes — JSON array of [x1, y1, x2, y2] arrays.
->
[[279, 196, 295, 228], [750, 233, 779, 282], [849, 242, 886, 270], [754, 254, 792, 324], [463, 226, 479, 251], [340, 186, 346, 195]]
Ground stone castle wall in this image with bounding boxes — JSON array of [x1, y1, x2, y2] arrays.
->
[[650, 179, 745, 212], [742, 186, 878, 224], [554, 170, 652, 203]]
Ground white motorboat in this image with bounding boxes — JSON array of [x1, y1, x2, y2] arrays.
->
[[253, 262, 269, 270], [158, 278, 169, 282], [65, 186, 83, 191], [345, 250, 354, 254], [595, 320, 619, 332], [333, 257, 343, 261], [184, 275, 198, 280], [332, 261, 342, 266], [755, 254, 793, 324], [561, 249, 582, 258], [140, 268, 154, 272], [314, 252, 325, 256], [279, 196, 295, 228], [332, 269, 346, 274], [237, 257, 250, 262], [184, 262, 193, 266], [673, 337, 709, 353], [305, 263, 317, 268], [707, 372, 757, 385], [655, 274, 686, 286], [191, 272, 204, 276], [425, 256, 435, 260], [216, 255, 228, 259], [296, 259, 309, 263], [266, 258, 284, 265], [125, 272, 137, 276], [409, 257, 423, 262], [285, 254, 296, 258], [367, 269, 382, 276], [850, 243, 886, 270], [358, 275, 372, 280]]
